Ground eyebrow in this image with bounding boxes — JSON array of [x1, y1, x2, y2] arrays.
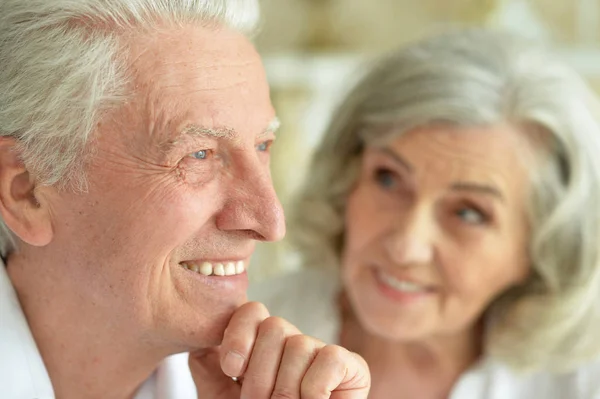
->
[[258, 117, 281, 140], [450, 183, 505, 203], [378, 147, 505, 202], [379, 147, 413, 172], [164, 116, 281, 151]]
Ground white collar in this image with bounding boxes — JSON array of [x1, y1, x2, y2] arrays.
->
[[0, 262, 54, 399]]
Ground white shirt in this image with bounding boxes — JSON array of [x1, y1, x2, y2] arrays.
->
[[0, 263, 198, 399], [248, 268, 600, 399]]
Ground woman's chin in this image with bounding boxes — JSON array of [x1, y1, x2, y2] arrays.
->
[[354, 307, 433, 342]]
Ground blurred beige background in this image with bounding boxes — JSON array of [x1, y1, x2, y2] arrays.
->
[[249, 0, 600, 280]]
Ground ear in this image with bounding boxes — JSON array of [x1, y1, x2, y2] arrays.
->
[[0, 138, 53, 247]]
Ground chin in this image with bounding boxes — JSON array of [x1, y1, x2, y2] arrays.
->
[[195, 303, 242, 346], [355, 306, 434, 342], [186, 324, 228, 349], [167, 320, 230, 352], [367, 320, 431, 342], [159, 300, 244, 351]]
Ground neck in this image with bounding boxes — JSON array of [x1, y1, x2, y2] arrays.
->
[[342, 319, 483, 399], [7, 254, 172, 399], [403, 323, 482, 376]]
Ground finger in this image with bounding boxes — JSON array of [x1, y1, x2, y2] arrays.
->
[[220, 301, 271, 378], [189, 347, 241, 398], [270, 335, 322, 399], [240, 316, 301, 399], [301, 345, 371, 399]]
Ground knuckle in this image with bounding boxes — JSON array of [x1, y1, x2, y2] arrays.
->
[[242, 374, 274, 397], [355, 351, 369, 369], [222, 335, 248, 354], [242, 301, 270, 316], [243, 385, 272, 399], [319, 344, 348, 360], [284, 334, 319, 354], [258, 316, 288, 336], [270, 386, 298, 399]]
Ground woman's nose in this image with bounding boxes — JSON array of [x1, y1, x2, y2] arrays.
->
[[383, 209, 434, 267]]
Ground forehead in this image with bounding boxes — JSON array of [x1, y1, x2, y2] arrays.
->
[[381, 125, 536, 193], [131, 27, 260, 85], [121, 24, 273, 148]]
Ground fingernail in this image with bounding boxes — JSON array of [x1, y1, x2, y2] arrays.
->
[[222, 350, 246, 377]]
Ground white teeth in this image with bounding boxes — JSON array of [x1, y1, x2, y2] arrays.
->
[[224, 262, 236, 276], [182, 260, 246, 277], [199, 262, 213, 276], [379, 272, 427, 293], [214, 263, 225, 276], [235, 261, 245, 274]]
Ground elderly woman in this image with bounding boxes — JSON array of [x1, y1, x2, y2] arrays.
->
[[250, 29, 600, 398]]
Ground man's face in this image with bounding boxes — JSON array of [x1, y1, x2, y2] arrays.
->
[[39, 24, 285, 349]]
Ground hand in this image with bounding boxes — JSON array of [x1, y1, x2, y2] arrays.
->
[[189, 302, 370, 398]]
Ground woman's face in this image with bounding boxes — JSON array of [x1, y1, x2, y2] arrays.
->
[[342, 124, 532, 341]]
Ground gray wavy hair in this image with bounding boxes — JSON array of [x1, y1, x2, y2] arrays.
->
[[291, 29, 600, 372], [0, 0, 260, 256]]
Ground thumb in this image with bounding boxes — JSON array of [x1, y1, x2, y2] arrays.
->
[[188, 347, 240, 399]]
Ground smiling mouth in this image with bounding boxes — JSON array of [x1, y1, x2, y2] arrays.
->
[[180, 261, 246, 277], [375, 269, 433, 293]]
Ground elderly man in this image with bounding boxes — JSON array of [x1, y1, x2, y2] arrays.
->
[[0, 1, 370, 398]]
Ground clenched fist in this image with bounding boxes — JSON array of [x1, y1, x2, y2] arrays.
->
[[189, 302, 370, 399]]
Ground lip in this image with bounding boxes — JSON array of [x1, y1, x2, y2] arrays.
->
[[372, 268, 436, 303], [174, 260, 250, 291], [180, 257, 250, 265], [373, 265, 436, 288], [175, 255, 250, 292]]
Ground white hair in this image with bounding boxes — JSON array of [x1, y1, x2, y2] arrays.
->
[[0, 0, 260, 256], [291, 29, 600, 372]]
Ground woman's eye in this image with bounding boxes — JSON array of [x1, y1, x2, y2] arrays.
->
[[256, 140, 272, 152], [374, 168, 398, 189], [190, 150, 209, 160], [457, 207, 486, 224]]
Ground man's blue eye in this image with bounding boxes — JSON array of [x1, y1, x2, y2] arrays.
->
[[191, 150, 208, 160], [257, 141, 270, 152]]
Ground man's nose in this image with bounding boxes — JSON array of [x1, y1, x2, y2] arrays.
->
[[383, 208, 434, 267], [216, 160, 286, 242]]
